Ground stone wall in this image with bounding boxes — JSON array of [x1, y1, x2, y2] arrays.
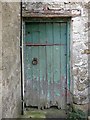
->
[[88, 2, 90, 115], [0, 1, 2, 120], [72, 3, 88, 104], [2, 2, 21, 118], [22, 1, 89, 105]]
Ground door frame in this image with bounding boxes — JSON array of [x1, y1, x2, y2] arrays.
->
[[22, 17, 72, 108]]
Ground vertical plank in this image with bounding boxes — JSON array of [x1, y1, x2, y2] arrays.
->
[[46, 23, 53, 107], [24, 23, 34, 106], [39, 23, 46, 108], [53, 23, 61, 108], [67, 21, 71, 104], [31, 23, 40, 106], [60, 22, 67, 109]]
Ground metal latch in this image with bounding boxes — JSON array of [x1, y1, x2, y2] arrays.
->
[[32, 58, 38, 65]]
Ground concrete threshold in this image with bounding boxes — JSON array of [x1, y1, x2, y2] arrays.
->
[[20, 108, 67, 118]]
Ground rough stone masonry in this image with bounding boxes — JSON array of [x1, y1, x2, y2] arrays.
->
[[0, 1, 2, 120]]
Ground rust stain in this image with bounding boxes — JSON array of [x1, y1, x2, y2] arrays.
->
[[25, 43, 65, 46]]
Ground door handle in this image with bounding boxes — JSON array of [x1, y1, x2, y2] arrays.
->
[[32, 58, 38, 65]]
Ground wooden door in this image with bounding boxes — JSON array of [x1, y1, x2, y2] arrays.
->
[[24, 20, 69, 109]]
